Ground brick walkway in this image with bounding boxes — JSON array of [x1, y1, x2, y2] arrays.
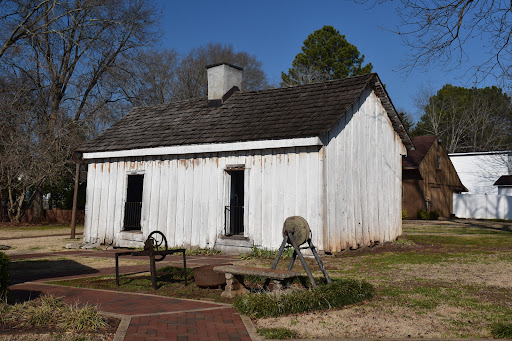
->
[[8, 251, 256, 341], [126, 309, 251, 341]]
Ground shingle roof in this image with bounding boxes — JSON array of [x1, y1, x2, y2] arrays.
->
[[402, 135, 438, 168], [78, 73, 412, 153], [494, 175, 512, 186]]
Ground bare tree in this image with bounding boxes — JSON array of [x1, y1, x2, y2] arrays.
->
[[174, 43, 269, 100], [113, 49, 181, 107], [357, 1, 512, 83], [112, 43, 270, 106], [280, 65, 329, 87], [0, 0, 160, 222], [414, 84, 512, 153], [0, 0, 79, 59], [0, 75, 50, 222]]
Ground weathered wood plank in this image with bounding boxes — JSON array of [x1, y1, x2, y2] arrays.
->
[[261, 149, 272, 249], [83, 162, 95, 243], [91, 162, 103, 243], [175, 156, 186, 246], [105, 161, 117, 244], [166, 157, 178, 247]]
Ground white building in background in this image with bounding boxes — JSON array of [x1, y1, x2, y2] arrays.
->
[[449, 151, 512, 195], [450, 151, 512, 219]]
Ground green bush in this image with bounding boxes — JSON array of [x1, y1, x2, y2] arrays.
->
[[402, 210, 408, 219], [233, 279, 375, 318], [416, 209, 440, 220], [0, 252, 9, 302], [429, 210, 440, 220], [238, 246, 294, 260], [257, 327, 298, 339], [491, 322, 512, 339]]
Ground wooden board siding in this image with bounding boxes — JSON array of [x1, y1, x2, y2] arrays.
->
[[403, 139, 465, 218], [402, 180, 426, 218], [83, 89, 405, 252], [323, 89, 405, 252], [83, 147, 325, 250]]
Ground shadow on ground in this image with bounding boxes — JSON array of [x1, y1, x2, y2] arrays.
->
[[450, 219, 512, 233], [7, 289, 43, 304], [8, 259, 99, 284]]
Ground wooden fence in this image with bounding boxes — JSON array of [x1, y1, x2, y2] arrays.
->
[[21, 208, 85, 224], [453, 194, 512, 220]]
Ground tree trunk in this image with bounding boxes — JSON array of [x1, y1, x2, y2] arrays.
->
[[31, 186, 44, 223], [7, 188, 25, 223]]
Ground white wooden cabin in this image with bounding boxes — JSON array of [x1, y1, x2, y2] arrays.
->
[[77, 63, 413, 253]]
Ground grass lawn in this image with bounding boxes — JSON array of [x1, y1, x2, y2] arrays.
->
[[9, 219, 512, 339], [250, 219, 512, 339]]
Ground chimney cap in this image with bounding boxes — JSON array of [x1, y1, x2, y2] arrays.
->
[[205, 62, 244, 71]]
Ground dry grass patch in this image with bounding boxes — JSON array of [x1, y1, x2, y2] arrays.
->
[[0, 294, 117, 340], [0, 226, 83, 239], [401, 259, 512, 289], [0, 225, 85, 256], [2, 235, 79, 256], [252, 219, 512, 339], [0, 334, 112, 341], [255, 303, 492, 339]]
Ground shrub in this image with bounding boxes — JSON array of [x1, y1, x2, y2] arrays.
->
[[257, 327, 298, 339], [57, 302, 107, 332], [491, 322, 512, 339], [233, 279, 375, 318], [0, 294, 107, 332], [0, 252, 9, 302], [238, 246, 294, 260], [416, 209, 440, 220], [429, 210, 440, 220], [402, 210, 408, 219]]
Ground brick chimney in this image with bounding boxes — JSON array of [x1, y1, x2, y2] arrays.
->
[[206, 63, 243, 105]]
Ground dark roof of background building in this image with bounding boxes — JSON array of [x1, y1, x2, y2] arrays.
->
[[493, 175, 512, 186], [78, 73, 412, 153], [402, 135, 438, 168]]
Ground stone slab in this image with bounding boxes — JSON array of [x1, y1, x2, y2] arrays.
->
[[213, 265, 301, 280]]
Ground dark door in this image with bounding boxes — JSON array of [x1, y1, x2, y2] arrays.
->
[[226, 170, 244, 235], [124, 174, 144, 231]]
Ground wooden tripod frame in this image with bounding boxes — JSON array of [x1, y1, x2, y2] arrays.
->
[[267, 231, 331, 288]]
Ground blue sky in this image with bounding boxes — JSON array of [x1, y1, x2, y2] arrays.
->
[[156, 0, 494, 121]]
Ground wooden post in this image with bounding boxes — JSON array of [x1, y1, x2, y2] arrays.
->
[[182, 250, 187, 286], [115, 253, 120, 286], [70, 158, 80, 239], [150, 251, 157, 290], [287, 232, 317, 288]]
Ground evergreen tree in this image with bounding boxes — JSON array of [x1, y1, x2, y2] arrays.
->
[[281, 26, 373, 86], [397, 111, 415, 135]]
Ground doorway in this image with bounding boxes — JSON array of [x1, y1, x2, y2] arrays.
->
[[123, 174, 144, 231], [225, 170, 244, 236]]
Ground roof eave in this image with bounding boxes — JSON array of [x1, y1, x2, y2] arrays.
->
[[370, 74, 414, 150]]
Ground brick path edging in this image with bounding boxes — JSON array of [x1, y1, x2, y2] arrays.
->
[[8, 251, 259, 341], [10, 281, 258, 341]]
